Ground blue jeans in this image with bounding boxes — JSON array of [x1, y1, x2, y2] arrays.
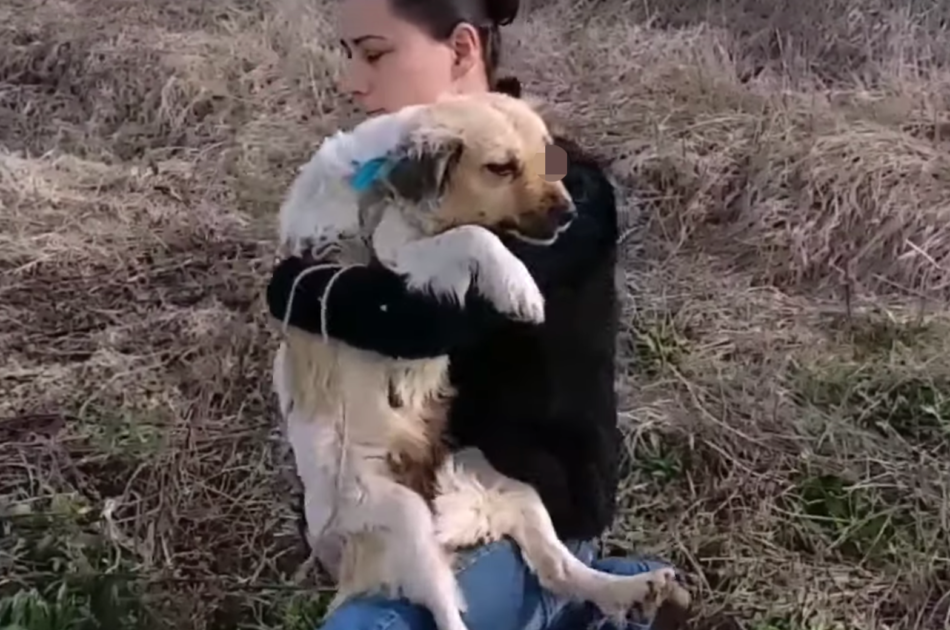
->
[[318, 539, 671, 630]]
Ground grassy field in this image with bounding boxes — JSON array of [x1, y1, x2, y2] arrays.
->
[[2, 0, 949, 628]]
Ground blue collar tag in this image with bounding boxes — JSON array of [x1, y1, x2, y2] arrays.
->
[[350, 157, 392, 192]]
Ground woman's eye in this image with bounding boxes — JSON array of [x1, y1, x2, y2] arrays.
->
[[484, 161, 518, 177], [363, 51, 385, 63]]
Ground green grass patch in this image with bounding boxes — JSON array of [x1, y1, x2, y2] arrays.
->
[[73, 404, 169, 460], [625, 310, 693, 378], [822, 308, 936, 359], [627, 430, 686, 485], [791, 310, 950, 451], [783, 470, 918, 564], [279, 592, 333, 630], [1, 495, 152, 630], [793, 360, 950, 451]]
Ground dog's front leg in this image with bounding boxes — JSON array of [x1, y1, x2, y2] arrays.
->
[[376, 222, 545, 324], [340, 475, 469, 630]]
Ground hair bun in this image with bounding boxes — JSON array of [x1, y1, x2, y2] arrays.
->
[[484, 0, 519, 26], [494, 76, 522, 98]]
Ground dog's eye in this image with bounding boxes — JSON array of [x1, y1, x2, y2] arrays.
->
[[484, 161, 519, 177]]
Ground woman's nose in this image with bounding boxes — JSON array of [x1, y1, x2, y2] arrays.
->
[[338, 60, 369, 100]]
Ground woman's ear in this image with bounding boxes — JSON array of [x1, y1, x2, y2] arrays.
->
[[447, 22, 483, 81]]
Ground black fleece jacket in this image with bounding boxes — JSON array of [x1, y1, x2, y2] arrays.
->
[[266, 137, 622, 541]]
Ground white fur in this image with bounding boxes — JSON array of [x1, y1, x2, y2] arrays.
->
[[273, 100, 688, 630], [279, 105, 424, 255], [373, 211, 544, 322]]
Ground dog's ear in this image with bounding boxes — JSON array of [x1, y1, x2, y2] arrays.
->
[[382, 137, 464, 202]]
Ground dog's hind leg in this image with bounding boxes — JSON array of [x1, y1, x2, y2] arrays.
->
[[434, 449, 690, 626], [341, 475, 469, 630]]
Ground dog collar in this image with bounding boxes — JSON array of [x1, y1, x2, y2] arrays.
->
[[350, 157, 392, 192]]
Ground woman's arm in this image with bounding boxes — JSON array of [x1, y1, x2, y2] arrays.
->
[[265, 141, 618, 360], [266, 257, 505, 360]]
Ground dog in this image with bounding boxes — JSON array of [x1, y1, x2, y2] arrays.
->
[[272, 92, 691, 630]]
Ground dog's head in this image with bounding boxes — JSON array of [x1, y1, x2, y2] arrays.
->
[[365, 93, 575, 245]]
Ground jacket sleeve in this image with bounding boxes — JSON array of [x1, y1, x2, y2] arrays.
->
[[266, 257, 505, 360], [265, 143, 618, 360]]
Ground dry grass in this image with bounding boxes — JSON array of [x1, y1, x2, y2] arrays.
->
[[1, 0, 949, 628]]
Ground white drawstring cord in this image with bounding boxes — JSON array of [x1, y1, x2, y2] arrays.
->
[[281, 257, 358, 576]]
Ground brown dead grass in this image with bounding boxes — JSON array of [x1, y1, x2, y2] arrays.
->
[[2, 0, 949, 629]]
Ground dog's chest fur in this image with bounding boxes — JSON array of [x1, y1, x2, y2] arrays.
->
[[384, 394, 451, 505]]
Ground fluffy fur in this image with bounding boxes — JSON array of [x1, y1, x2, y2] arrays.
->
[[272, 92, 690, 630]]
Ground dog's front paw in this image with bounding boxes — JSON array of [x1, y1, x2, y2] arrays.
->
[[595, 568, 691, 626], [478, 263, 545, 323], [471, 246, 545, 324]]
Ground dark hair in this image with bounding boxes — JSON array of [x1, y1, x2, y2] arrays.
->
[[389, 0, 522, 97]]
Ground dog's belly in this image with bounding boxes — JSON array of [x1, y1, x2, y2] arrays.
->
[[278, 331, 456, 567], [280, 334, 453, 494]]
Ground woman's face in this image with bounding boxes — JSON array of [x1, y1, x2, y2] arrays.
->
[[338, 0, 483, 115]]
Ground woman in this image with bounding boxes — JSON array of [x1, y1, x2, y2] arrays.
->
[[265, 0, 684, 629]]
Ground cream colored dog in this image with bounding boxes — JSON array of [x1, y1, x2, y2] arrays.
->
[[272, 92, 690, 630]]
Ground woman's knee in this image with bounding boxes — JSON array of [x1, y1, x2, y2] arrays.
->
[[317, 539, 594, 630], [319, 595, 434, 630], [317, 540, 530, 630]]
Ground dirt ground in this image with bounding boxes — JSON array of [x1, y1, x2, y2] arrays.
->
[[2, 0, 949, 628]]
